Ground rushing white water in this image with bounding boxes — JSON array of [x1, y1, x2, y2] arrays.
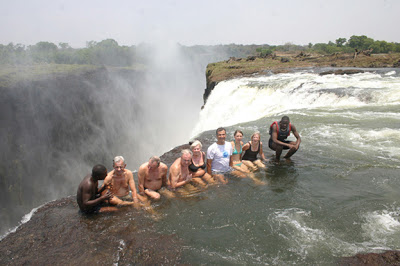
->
[[0, 203, 44, 241], [192, 69, 400, 137], [3, 68, 400, 264], [164, 68, 400, 264]]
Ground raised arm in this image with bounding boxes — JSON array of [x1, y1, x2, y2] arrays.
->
[[241, 142, 250, 159], [80, 183, 111, 211]]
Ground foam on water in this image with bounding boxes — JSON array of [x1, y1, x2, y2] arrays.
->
[[113, 239, 126, 266], [192, 70, 400, 136], [0, 203, 43, 241], [269, 208, 363, 259], [361, 209, 400, 247]]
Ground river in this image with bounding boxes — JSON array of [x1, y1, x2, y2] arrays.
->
[[1, 67, 400, 264]]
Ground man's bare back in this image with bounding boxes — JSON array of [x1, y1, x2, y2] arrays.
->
[[76, 165, 112, 213]]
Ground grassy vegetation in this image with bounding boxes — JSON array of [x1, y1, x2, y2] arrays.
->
[[206, 52, 400, 84], [0, 63, 146, 87]]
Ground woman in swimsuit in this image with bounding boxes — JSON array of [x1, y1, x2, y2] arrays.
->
[[189, 140, 215, 185], [231, 130, 252, 174], [242, 131, 267, 171]]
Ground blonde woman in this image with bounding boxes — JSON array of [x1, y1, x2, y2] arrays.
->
[[242, 131, 267, 171], [189, 140, 215, 185]]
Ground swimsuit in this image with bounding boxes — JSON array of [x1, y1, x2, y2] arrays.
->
[[268, 138, 291, 150], [144, 187, 159, 192], [189, 152, 206, 172], [269, 121, 292, 149], [232, 142, 243, 167], [242, 141, 260, 162], [232, 142, 242, 155], [115, 194, 133, 201]]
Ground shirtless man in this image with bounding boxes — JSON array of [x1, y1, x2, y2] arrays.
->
[[268, 116, 301, 161], [169, 149, 193, 189], [76, 164, 112, 213], [138, 156, 169, 200], [102, 156, 140, 206]]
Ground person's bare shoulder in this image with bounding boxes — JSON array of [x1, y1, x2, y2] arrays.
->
[[170, 159, 180, 171], [242, 142, 250, 149], [104, 173, 113, 183], [125, 169, 133, 175], [125, 169, 134, 178], [160, 162, 168, 172], [138, 163, 147, 172]]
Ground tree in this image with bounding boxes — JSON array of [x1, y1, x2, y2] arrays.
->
[[335, 38, 346, 47], [347, 35, 374, 50], [28, 42, 58, 63], [58, 43, 71, 50], [370, 40, 395, 53]]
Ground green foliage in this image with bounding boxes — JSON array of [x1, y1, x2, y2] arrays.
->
[[1, 36, 400, 66], [275, 42, 306, 52], [256, 47, 274, 57], [335, 38, 347, 47], [347, 35, 374, 50]]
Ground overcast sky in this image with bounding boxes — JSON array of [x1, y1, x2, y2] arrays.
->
[[1, 0, 398, 48]]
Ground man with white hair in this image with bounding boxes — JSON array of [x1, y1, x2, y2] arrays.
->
[[169, 149, 193, 189], [102, 156, 140, 206]]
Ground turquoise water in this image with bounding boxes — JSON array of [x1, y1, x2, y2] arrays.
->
[[3, 68, 400, 264], [155, 69, 400, 264]]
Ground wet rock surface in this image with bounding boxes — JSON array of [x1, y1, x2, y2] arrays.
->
[[0, 197, 182, 265], [340, 250, 400, 265], [319, 69, 365, 75]]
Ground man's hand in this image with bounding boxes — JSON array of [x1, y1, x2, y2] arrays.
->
[[288, 144, 296, 149], [186, 173, 193, 182], [101, 190, 113, 200]]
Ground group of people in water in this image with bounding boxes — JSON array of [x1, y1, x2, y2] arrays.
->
[[77, 116, 301, 213]]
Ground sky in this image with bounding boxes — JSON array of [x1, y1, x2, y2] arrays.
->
[[1, 0, 399, 48]]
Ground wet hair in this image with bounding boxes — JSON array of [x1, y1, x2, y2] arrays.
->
[[234, 130, 243, 137], [281, 116, 290, 122], [149, 156, 161, 166], [92, 164, 107, 178], [216, 127, 226, 135], [181, 149, 193, 157], [251, 131, 261, 140], [113, 156, 125, 165], [190, 140, 202, 149]]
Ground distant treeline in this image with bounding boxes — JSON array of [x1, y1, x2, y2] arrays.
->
[[257, 35, 400, 57], [1, 35, 399, 66], [0, 38, 260, 66]]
